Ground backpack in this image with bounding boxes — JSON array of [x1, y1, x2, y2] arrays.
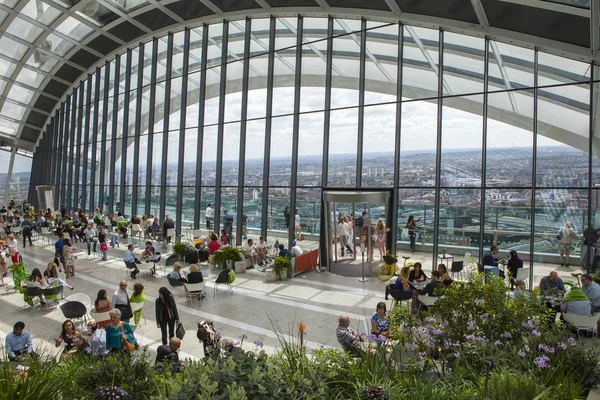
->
[[356, 216, 364, 227], [227, 269, 236, 284], [197, 320, 216, 345]]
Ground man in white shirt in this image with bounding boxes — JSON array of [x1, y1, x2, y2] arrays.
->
[[5, 321, 34, 361], [112, 281, 132, 322], [256, 236, 268, 265], [205, 203, 214, 229], [337, 218, 351, 256], [242, 239, 259, 267], [291, 240, 303, 257], [84, 223, 98, 255], [87, 321, 109, 357]]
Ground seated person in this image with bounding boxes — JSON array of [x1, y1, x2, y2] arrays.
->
[[155, 337, 184, 373], [482, 245, 503, 271], [408, 262, 427, 282], [419, 271, 445, 297], [242, 239, 259, 267], [93, 289, 112, 329], [278, 244, 292, 259], [291, 240, 303, 257], [513, 279, 528, 297], [336, 314, 361, 357], [255, 236, 268, 265], [5, 321, 35, 361], [141, 241, 159, 261], [539, 271, 565, 295], [169, 262, 187, 283], [208, 233, 221, 255], [123, 244, 140, 278], [507, 250, 524, 290], [561, 287, 592, 317], [26, 268, 47, 305], [394, 266, 419, 314], [86, 321, 109, 357], [437, 264, 453, 287], [151, 218, 163, 241], [187, 264, 204, 284], [370, 302, 389, 338], [581, 274, 600, 314]]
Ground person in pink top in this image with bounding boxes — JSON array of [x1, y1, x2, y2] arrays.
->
[[208, 233, 221, 255]]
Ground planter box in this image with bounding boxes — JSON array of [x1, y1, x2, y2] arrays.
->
[[265, 269, 278, 282], [235, 261, 246, 274]]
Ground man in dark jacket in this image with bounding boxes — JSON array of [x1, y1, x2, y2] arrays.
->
[[155, 337, 183, 373]]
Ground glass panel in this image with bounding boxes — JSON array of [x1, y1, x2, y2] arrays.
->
[[440, 95, 483, 187], [1, 102, 26, 120], [202, 126, 218, 186], [296, 187, 321, 247], [269, 116, 293, 186], [221, 187, 238, 241], [397, 189, 436, 255], [7, 86, 34, 103], [6, 17, 44, 43], [222, 123, 240, 186], [77, 1, 117, 27], [300, 41, 327, 113], [225, 61, 243, 123], [536, 84, 589, 187], [172, 31, 185, 78], [228, 20, 245, 62], [331, 33, 360, 109], [169, 76, 182, 131], [486, 89, 534, 187], [244, 119, 265, 186], [274, 17, 297, 51], [400, 99, 437, 186], [203, 68, 220, 126], [488, 41, 534, 92], [166, 130, 179, 186], [183, 128, 197, 186], [243, 187, 262, 237], [185, 72, 200, 129], [189, 28, 203, 74], [143, 41, 153, 87], [247, 55, 269, 120], [151, 133, 163, 186], [55, 16, 93, 41], [200, 187, 215, 229], [362, 103, 395, 187], [328, 107, 358, 186], [182, 186, 195, 225], [46, 33, 74, 56], [156, 38, 168, 82], [365, 24, 398, 105], [15, 67, 44, 87], [0, 58, 16, 78], [297, 112, 323, 187], [436, 189, 481, 255], [402, 26, 439, 100], [267, 187, 289, 244], [206, 23, 223, 68], [303, 18, 328, 43], [249, 18, 270, 56], [443, 32, 484, 96], [21, 0, 61, 25], [538, 52, 591, 86], [272, 49, 296, 117], [0, 36, 28, 60]]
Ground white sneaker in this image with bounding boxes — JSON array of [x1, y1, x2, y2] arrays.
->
[[315, 266, 321, 273]]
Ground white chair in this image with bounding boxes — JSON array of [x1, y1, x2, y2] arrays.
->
[[89, 311, 112, 325], [193, 229, 201, 240], [184, 281, 206, 305], [129, 301, 147, 326], [417, 295, 442, 312], [131, 224, 142, 246], [166, 228, 175, 251], [464, 252, 475, 274], [43, 227, 54, 246], [65, 293, 92, 311], [11, 226, 22, 237], [563, 313, 600, 340], [516, 268, 530, 287]]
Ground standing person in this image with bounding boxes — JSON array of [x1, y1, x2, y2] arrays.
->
[[21, 215, 33, 248], [581, 227, 600, 270], [205, 203, 214, 229], [557, 221, 577, 267], [98, 226, 108, 261], [105, 309, 136, 353], [112, 281, 133, 322], [6, 234, 19, 265], [63, 239, 77, 277], [223, 210, 233, 242], [295, 209, 302, 241], [405, 215, 422, 253], [5, 321, 35, 361], [284, 207, 290, 231], [130, 283, 146, 326], [155, 287, 180, 345], [336, 216, 353, 257], [241, 213, 248, 239], [375, 219, 386, 261]]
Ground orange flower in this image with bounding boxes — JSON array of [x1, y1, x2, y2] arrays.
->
[[297, 322, 306, 333]]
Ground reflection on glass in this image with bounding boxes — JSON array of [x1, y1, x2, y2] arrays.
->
[[437, 188, 481, 252], [443, 32, 484, 96], [328, 108, 357, 187], [362, 104, 395, 187], [365, 24, 398, 105], [402, 26, 439, 100], [397, 189, 437, 251], [269, 116, 293, 186], [244, 119, 265, 186], [222, 123, 241, 186], [400, 100, 437, 186], [297, 112, 323, 187], [243, 187, 262, 235]]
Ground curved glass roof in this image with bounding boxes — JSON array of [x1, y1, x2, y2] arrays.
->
[[0, 0, 596, 152]]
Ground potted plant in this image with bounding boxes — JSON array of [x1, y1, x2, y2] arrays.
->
[[222, 246, 242, 269], [211, 250, 227, 269], [172, 242, 186, 260], [273, 256, 292, 280]]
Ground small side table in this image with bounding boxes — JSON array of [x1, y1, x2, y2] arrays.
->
[[437, 254, 454, 267]]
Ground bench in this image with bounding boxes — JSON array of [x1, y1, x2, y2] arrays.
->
[[292, 249, 319, 276]]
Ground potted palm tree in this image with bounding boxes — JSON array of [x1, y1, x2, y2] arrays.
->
[[273, 256, 292, 280]]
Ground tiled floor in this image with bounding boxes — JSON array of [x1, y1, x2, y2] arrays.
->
[[0, 233, 589, 362]]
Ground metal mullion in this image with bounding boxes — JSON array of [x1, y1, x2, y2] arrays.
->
[[74, 82, 85, 208], [289, 16, 303, 248], [431, 30, 444, 272], [145, 39, 159, 216], [89, 67, 101, 212], [587, 66, 595, 275], [176, 29, 190, 237], [108, 55, 121, 214], [390, 23, 403, 255], [529, 51, 539, 290], [120, 49, 132, 215], [81, 76, 92, 210], [131, 43, 145, 216], [159, 33, 174, 222], [214, 22, 229, 233], [478, 40, 490, 262], [261, 17, 276, 240], [51, 112, 59, 185], [194, 25, 209, 229], [356, 19, 366, 188], [237, 18, 251, 242], [66, 91, 77, 208], [99, 61, 111, 211], [60, 97, 71, 208]]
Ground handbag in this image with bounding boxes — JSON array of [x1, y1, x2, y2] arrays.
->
[[120, 324, 135, 352], [100, 243, 108, 251], [401, 228, 409, 239], [555, 228, 563, 241], [176, 322, 186, 340]]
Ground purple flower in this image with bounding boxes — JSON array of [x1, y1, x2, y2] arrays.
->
[[253, 335, 264, 348], [531, 330, 541, 337], [494, 340, 502, 346], [500, 331, 512, 339], [465, 334, 475, 341], [454, 352, 460, 358], [297, 330, 308, 337], [480, 313, 489, 321], [558, 342, 567, 350], [522, 320, 535, 329], [240, 333, 248, 340], [406, 343, 417, 352], [518, 350, 527, 357], [467, 321, 475, 330], [568, 337, 577, 346], [534, 355, 550, 369], [418, 352, 427, 358]]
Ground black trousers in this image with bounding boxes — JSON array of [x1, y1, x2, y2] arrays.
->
[[160, 318, 176, 345], [23, 232, 32, 246], [409, 233, 416, 250]]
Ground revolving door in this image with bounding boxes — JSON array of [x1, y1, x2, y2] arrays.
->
[[323, 191, 392, 280]]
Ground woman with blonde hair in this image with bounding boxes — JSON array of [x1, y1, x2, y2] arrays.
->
[[557, 221, 577, 267], [391, 266, 419, 313], [375, 219, 386, 260]]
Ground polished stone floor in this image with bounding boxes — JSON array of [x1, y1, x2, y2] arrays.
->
[[0, 232, 588, 362]]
